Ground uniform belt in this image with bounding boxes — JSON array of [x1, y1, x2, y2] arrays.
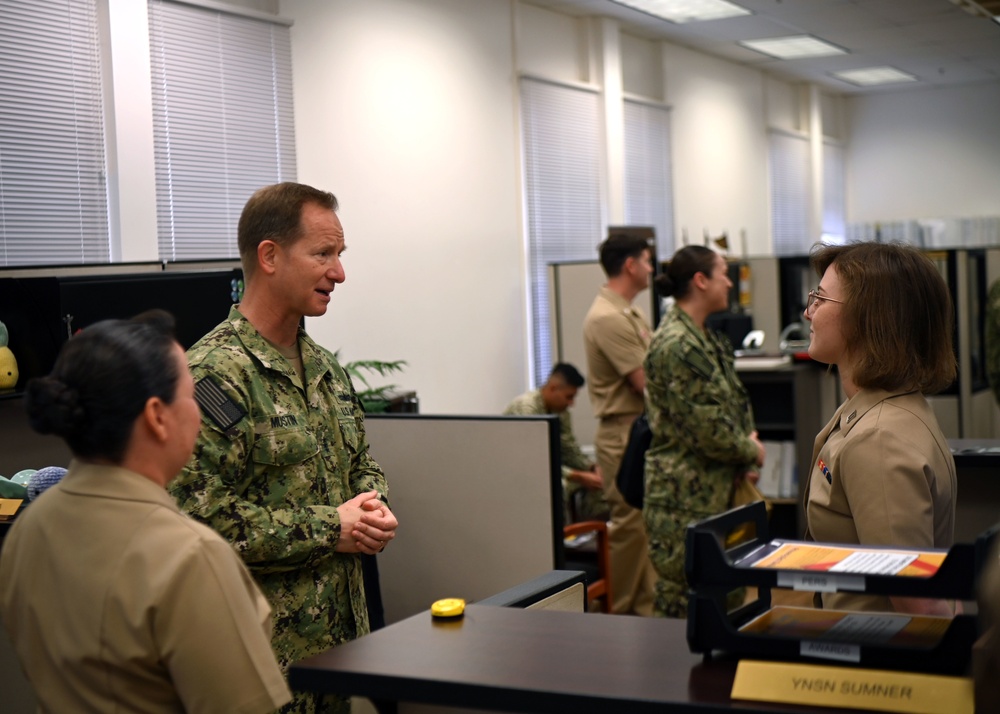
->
[[598, 412, 641, 424]]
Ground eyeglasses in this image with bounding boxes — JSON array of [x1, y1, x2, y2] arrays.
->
[[805, 289, 844, 314]]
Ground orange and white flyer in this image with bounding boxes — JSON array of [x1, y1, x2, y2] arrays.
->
[[735, 540, 946, 578]]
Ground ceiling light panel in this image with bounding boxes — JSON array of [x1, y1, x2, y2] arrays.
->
[[611, 0, 751, 23], [833, 66, 918, 86], [740, 35, 848, 59]]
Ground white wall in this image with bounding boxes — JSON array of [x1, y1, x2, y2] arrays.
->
[[661, 43, 771, 257], [846, 83, 1000, 223], [91, 0, 1000, 415], [284, 0, 526, 413]]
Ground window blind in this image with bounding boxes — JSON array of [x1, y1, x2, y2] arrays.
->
[[822, 140, 846, 244], [769, 131, 810, 256], [148, 0, 296, 261], [0, 0, 109, 266], [623, 100, 674, 259], [520, 78, 603, 385]]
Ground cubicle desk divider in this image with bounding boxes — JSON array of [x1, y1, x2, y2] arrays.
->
[[364, 414, 563, 625]]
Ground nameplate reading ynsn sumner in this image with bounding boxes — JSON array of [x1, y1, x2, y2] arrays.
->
[[731, 660, 972, 714]]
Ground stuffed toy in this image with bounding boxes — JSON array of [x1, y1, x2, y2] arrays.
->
[[27, 466, 68, 501], [0, 319, 17, 389], [0, 475, 28, 501]]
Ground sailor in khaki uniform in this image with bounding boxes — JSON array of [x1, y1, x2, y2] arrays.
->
[[801, 242, 957, 616], [0, 311, 290, 714], [806, 389, 956, 611], [583, 233, 658, 616]]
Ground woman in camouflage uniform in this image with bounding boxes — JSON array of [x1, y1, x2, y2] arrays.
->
[[642, 246, 765, 618]]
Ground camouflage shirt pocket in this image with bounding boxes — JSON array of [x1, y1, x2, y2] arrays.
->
[[252, 426, 320, 466]]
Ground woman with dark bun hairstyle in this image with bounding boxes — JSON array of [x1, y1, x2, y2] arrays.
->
[[803, 241, 957, 616], [643, 246, 765, 617], [0, 310, 291, 714]]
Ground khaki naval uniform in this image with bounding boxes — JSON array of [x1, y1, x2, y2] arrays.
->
[[0, 462, 290, 714], [169, 306, 388, 714], [804, 389, 956, 611], [582, 285, 657, 615]]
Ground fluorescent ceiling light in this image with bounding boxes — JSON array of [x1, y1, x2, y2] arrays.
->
[[611, 0, 751, 24], [740, 35, 847, 59], [833, 66, 918, 86]]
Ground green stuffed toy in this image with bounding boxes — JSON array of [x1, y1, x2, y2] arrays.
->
[[0, 319, 17, 389], [0, 475, 29, 501]]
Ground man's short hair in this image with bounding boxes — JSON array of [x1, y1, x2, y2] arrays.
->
[[598, 233, 651, 277], [550, 363, 585, 388], [237, 182, 338, 277]]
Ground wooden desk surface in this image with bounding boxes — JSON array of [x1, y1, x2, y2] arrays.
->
[[290, 604, 859, 713]]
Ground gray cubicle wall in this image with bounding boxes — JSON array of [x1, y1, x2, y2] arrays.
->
[[365, 414, 562, 625]]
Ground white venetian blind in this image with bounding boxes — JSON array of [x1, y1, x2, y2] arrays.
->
[[769, 131, 810, 256], [0, 0, 110, 266], [148, 0, 297, 261], [623, 100, 674, 258], [822, 139, 846, 244], [520, 78, 603, 384]]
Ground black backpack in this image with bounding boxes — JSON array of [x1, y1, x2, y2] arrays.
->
[[615, 413, 651, 510]]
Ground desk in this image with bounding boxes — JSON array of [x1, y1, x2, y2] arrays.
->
[[290, 604, 857, 713]]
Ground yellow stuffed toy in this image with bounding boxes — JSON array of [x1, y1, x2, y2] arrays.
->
[[0, 320, 18, 389]]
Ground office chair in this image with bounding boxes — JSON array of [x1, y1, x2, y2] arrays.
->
[[563, 520, 612, 613]]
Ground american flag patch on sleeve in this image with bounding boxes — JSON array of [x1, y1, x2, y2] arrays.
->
[[194, 377, 246, 432]]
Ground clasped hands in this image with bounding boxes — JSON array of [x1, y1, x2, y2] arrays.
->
[[336, 490, 398, 555]]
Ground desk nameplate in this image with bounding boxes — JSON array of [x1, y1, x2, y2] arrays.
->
[[731, 660, 973, 714]]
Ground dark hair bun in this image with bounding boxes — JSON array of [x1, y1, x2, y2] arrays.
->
[[24, 377, 86, 438], [653, 272, 676, 297]]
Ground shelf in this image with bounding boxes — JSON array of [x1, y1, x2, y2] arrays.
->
[[685, 502, 994, 601]]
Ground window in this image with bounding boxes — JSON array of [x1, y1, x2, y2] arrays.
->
[[822, 139, 846, 244], [768, 131, 810, 256], [148, 0, 296, 261], [520, 78, 603, 384], [0, 0, 109, 266], [623, 100, 674, 259]]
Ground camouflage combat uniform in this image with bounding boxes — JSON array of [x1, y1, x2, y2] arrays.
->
[[987, 278, 1000, 408], [503, 390, 608, 522], [169, 307, 387, 714], [642, 305, 757, 618]]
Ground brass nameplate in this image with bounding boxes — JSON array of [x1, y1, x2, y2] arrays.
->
[[731, 659, 972, 714]]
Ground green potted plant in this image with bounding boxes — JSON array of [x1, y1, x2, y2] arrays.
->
[[337, 352, 408, 413]]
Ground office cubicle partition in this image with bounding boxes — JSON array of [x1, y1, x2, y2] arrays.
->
[[365, 414, 562, 625]]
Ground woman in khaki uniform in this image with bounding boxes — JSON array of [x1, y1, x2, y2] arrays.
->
[[802, 242, 957, 615], [0, 311, 290, 713]]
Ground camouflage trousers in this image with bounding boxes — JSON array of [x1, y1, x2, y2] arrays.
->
[[644, 504, 744, 618], [643, 504, 691, 618]]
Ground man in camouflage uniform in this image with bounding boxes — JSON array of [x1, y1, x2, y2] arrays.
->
[[643, 296, 760, 618], [987, 278, 1000, 408], [503, 363, 607, 523], [169, 182, 398, 714]]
